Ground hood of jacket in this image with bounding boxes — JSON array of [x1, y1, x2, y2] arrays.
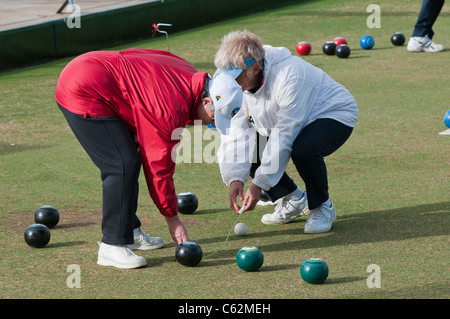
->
[[263, 45, 292, 67]]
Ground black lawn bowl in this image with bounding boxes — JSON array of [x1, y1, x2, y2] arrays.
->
[[24, 224, 51, 248]]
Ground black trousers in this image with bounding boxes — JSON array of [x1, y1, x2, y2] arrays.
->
[[412, 0, 445, 39], [59, 104, 141, 245], [251, 119, 353, 210]]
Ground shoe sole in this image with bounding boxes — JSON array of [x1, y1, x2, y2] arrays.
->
[[257, 198, 282, 206], [257, 201, 277, 206], [304, 226, 332, 234], [407, 46, 445, 52], [304, 215, 337, 234], [97, 257, 147, 269], [261, 208, 309, 225], [261, 219, 291, 225]]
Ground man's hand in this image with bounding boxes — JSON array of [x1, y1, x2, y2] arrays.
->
[[165, 215, 189, 245]]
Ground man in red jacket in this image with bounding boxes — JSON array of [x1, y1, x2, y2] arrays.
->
[[55, 49, 242, 269]]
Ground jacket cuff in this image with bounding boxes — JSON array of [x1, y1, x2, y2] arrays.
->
[[252, 176, 271, 191], [228, 177, 246, 187]]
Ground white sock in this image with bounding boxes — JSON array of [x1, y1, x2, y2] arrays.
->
[[287, 187, 305, 201]]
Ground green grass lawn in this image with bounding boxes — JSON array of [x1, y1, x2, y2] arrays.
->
[[0, 0, 449, 301]]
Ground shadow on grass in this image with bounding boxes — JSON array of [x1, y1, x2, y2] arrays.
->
[[198, 201, 450, 262], [322, 275, 366, 285], [0, 143, 53, 155], [193, 208, 228, 215], [127, 202, 449, 270], [47, 240, 86, 248], [353, 46, 395, 52], [57, 221, 96, 229], [277, 10, 450, 17]]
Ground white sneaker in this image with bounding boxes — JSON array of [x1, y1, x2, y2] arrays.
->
[[257, 190, 281, 206], [304, 203, 337, 234], [97, 242, 147, 269], [257, 199, 281, 206], [128, 227, 165, 251], [261, 192, 309, 225], [407, 36, 445, 52]]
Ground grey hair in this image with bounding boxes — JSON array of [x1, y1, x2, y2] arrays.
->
[[214, 30, 265, 70]]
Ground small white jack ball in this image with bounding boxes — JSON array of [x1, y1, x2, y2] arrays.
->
[[234, 222, 248, 236]]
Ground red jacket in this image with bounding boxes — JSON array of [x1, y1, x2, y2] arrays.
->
[[55, 49, 207, 217]]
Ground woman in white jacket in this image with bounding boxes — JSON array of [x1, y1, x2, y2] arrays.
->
[[214, 30, 358, 233]]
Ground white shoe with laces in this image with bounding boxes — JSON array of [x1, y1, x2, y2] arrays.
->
[[128, 227, 165, 251], [97, 242, 147, 269], [261, 190, 309, 225], [257, 189, 281, 206], [407, 36, 445, 52], [304, 202, 337, 234]]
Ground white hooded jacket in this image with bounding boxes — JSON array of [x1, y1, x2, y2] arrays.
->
[[217, 45, 358, 191]]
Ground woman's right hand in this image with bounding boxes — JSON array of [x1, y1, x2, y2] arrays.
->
[[229, 180, 245, 214]]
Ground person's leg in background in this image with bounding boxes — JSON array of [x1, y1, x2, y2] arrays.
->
[[407, 0, 445, 52]]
